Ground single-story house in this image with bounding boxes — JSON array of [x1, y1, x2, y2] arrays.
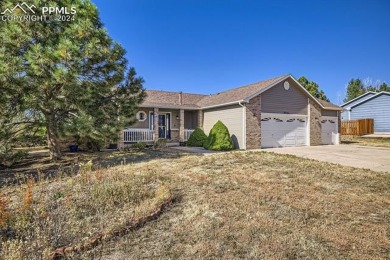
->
[[119, 74, 342, 149], [341, 91, 390, 132]]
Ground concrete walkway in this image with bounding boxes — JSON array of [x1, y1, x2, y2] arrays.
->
[[362, 133, 390, 138], [263, 145, 390, 173]]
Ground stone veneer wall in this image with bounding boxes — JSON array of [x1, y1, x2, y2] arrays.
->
[[246, 95, 261, 149], [170, 129, 179, 142], [197, 110, 203, 129], [310, 99, 322, 146]]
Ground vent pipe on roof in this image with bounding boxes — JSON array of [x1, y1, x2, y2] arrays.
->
[[179, 91, 183, 105]]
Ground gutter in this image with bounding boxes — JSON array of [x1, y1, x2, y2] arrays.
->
[[201, 100, 248, 110]]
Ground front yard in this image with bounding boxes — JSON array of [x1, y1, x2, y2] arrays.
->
[[1, 149, 389, 259], [342, 135, 390, 148]]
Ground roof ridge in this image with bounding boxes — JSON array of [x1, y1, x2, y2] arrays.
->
[[205, 74, 289, 97], [146, 89, 207, 96]]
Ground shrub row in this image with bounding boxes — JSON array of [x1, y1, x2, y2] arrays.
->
[[187, 121, 234, 151]]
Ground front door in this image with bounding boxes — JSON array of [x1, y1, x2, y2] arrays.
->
[[158, 114, 166, 138]]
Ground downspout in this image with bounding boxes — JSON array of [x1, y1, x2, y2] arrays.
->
[[307, 98, 311, 146], [238, 101, 247, 150]]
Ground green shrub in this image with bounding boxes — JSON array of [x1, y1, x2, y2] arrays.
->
[[187, 128, 207, 147], [203, 121, 234, 151], [133, 142, 147, 150]]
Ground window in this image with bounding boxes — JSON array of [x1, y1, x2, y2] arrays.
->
[[136, 111, 147, 122]]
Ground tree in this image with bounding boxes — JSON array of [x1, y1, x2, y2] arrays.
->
[[378, 82, 390, 92], [0, 0, 145, 160], [344, 79, 367, 103], [203, 121, 234, 151], [298, 76, 330, 102]]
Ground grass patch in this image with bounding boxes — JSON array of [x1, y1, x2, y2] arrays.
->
[[342, 135, 390, 148], [1, 149, 389, 259], [93, 151, 389, 259], [0, 160, 172, 259]]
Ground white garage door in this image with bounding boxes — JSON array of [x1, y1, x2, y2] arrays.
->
[[321, 116, 339, 145], [261, 113, 307, 148]]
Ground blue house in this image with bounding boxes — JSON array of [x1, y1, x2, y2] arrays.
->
[[341, 91, 390, 132]]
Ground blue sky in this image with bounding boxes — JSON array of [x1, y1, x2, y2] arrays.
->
[[92, 0, 390, 104]]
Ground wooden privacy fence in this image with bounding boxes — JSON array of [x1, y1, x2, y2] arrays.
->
[[341, 119, 374, 135]]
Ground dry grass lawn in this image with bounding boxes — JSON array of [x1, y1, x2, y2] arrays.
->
[[342, 135, 390, 148], [1, 150, 389, 259]]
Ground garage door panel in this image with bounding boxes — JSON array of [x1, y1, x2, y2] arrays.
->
[[261, 114, 307, 148], [321, 117, 338, 145]]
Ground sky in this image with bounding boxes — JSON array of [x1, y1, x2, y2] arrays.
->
[[92, 0, 390, 104]]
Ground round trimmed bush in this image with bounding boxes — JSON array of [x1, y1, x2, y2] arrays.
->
[[203, 120, 234, 151], [187, 128, 207, 147]]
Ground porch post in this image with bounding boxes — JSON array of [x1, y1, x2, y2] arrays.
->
[[179, 109, 185, 141], [153, 107, 159, 142], [197, 109, 203, 129]]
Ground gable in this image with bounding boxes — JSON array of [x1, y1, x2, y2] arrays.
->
[[351, 92, 390, 109], [342, 92, 376, 108], [260, 78, 308, 115]]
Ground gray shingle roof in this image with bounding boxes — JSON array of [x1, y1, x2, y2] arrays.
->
[[144, 75, 342, 110], [196, 75, 288, 107]]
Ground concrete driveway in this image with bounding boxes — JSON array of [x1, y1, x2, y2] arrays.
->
[[263, 145, 390, 173]]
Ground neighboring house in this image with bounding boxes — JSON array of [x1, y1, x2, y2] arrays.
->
[[119, 74, 342, 149], [341, 91, 390, 132]]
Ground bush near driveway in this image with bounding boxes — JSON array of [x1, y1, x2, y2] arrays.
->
[[187, 128, 207, 147], [204, 121, 234, 151]]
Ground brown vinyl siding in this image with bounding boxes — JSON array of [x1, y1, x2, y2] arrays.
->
[[261, 79, 308, 115]]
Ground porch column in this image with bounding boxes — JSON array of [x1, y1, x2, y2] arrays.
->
[[153, 107, 159, 142], [179, 109, 185, 141], [197, 109, 203, 129]]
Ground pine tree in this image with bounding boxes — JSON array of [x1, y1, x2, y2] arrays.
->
[[344, 79, 366, 103], [297, 76, 330, 102], [0, 0, 145, 160]]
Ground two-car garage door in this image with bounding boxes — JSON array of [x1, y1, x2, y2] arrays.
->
[[261, 113, 307, 148], [261, 113, 339, 148]]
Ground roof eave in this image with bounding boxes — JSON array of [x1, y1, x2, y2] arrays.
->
[[341, 91, 377, 107], [138, 104, 200, 110], [200, 100, 248, 110]]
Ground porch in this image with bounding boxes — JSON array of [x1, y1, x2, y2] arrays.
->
[[122, 128, 195, 143], [119, 107, 202, 146]]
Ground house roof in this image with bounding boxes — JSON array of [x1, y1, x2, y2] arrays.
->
[[196, 75, 288, 108], [317, 99, 342, 110], [144, 75, 342, 111], [141, 90, 206, 109], [341, 91, 377, 108], [349, 91, 390, 109]]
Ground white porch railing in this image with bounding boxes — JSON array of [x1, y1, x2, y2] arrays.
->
[[184, 129, 195, 141], [123, 129, 154, 142]]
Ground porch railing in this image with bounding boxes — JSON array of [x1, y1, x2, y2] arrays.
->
[[123, 129, 154, 142], [184, 129, 195, 141]]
